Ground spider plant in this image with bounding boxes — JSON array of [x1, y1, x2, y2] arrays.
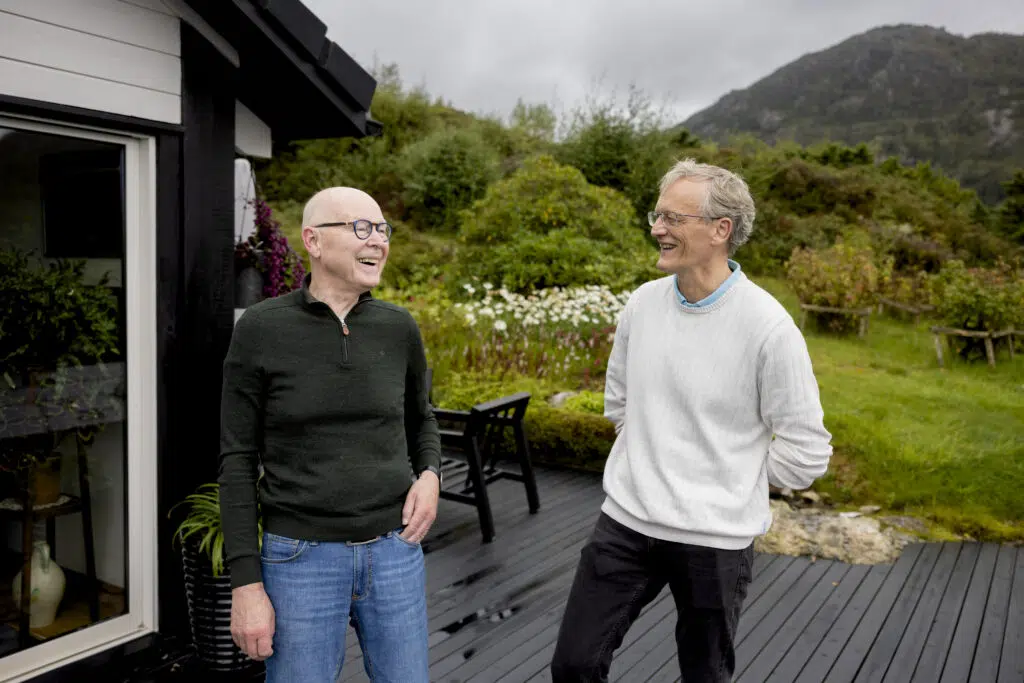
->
[[169, 482, 262, 577]]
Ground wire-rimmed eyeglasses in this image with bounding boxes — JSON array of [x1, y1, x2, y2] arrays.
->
[[313, 219, 392, 241], [647, 211, 712, 228]]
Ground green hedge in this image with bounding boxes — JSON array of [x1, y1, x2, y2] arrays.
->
[[432, 376, 614, 473]]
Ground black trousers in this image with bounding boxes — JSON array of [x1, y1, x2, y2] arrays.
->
[[551, 512, 754, 683]]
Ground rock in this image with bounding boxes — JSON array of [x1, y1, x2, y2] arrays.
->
[[800, 491, 822, 506], [839, 511, 862, 518], [548, 391, 578, 408], [754, 500, 916, 564], [859, 505, 882, 515]]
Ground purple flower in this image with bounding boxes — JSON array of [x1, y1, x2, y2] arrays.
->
[[235, 197, 306, 298]]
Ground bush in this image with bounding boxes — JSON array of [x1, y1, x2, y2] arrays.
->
[[741, 211, 849, 275], [378, 226, 459, 290], [520, 405, 616, 472], [430, 375, 615, 472], [881, 269, 933, 308], [930, 259, 1024, 334], [398, 128, 500, 232], [786, 241, 892, 333], [562, 391, 604, 415], [763, 159, 877, 218], [453, 155, 657, 293]]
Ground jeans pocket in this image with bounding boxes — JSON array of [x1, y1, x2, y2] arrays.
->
[[261, 532, 310, 564], [392, 528, 421, 548]]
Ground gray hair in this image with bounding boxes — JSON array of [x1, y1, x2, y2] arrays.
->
[[658, 158, 756, 254]]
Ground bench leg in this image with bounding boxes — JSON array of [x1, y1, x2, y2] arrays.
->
[[514, 423, 540, 514], [467, 437, 495, 543]]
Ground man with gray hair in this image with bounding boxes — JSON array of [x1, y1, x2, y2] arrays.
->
[[551, 159, 832, 682]]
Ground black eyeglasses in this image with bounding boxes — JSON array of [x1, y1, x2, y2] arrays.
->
[[314, 219, 392, 241]]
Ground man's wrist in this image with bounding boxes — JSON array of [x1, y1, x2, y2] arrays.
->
[[418, 465, 442, 485]]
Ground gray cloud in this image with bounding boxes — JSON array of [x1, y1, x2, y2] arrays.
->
[[304, 0, 1024, 125]]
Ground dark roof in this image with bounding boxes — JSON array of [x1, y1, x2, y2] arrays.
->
[[187, 0, 380, 141]]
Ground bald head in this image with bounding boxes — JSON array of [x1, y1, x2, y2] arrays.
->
[[302, 187, 383, 227]]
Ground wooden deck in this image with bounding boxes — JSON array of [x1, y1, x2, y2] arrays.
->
[[336, 465, 1023, 683]]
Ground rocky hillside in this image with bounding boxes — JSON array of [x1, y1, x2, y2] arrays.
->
[[681, 25, 1024, 203]]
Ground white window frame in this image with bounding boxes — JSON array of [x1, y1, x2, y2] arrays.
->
[[0, 114, 159, 683]]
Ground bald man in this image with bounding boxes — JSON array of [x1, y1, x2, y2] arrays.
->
[[218, 187, 441, 683]]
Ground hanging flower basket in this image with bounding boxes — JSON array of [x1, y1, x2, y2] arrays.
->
[[234, 197, 306, 306]]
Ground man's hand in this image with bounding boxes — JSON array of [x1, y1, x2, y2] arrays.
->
[[401, 470, 440, 543], [230, 583, 276, 661]]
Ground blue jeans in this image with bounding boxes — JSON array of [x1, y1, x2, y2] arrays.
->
[[260, 528, 429, 683]]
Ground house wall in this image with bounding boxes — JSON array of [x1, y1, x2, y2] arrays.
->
[[0, 0, 181, 123]]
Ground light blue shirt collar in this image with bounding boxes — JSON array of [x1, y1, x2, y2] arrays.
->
[[674, 260, 742, 308]]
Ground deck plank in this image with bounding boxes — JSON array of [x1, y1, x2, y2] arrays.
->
[[998, 546, 1023, 683], [938, 543, 1001, 683], [970, 544, 1017, 682], [909, 542, 981, 682], [880, 542, 966, 682]]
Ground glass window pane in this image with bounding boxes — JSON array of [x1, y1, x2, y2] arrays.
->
[[0, 125, 128, 658]]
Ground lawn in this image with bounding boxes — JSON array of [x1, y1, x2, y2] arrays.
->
[[756, 276, 1024, 541]]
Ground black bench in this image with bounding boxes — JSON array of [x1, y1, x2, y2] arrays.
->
[[424, 371, 540, 542]]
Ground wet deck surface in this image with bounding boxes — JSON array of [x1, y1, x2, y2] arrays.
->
[[332, 465, 1024, 683]]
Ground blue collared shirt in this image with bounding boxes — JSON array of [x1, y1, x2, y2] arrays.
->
[[674, 260, 742, 308]]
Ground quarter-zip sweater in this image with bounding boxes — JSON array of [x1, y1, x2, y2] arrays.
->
[[218, 275, 442, 589]]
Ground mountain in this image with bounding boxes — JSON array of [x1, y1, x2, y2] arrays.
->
[[680, 25, 1024, 203]]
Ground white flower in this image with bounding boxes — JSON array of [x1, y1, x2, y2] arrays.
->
[[494, 320, 508, 332]]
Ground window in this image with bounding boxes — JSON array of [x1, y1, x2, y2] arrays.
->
[[0, 117, 157, 682]]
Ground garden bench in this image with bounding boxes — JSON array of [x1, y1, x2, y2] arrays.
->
[[423, 370, 540, 543]]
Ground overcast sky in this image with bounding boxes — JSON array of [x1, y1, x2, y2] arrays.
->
[[305, 0, 1024, 126]]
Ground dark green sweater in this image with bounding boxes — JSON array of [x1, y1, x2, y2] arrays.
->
[[218, 277, 441, 588]]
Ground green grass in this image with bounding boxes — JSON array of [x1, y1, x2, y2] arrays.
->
[[756, 276, 1024, 542]]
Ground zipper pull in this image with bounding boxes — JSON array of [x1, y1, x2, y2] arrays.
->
[[341, 320, 349, 336]]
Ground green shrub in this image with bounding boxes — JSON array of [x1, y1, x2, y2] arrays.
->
[[453, 155, 657, 293], [398, 128, 500, 232], [519, 405, 616, 472], [881, 269, 933, 308], [553, 87, 684, 219], [763, 159, 877, 218], [930, 259, 1024, 336], [378, 226, 459, 290], [430, 375, 615, 472], [741, 211, 850, 275], [562, 391, 604, 415], [786, 241, 892, 334]]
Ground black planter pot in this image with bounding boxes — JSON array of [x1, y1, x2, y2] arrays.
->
[[235, 266, 264, 309], [180, 541, 261, 674]]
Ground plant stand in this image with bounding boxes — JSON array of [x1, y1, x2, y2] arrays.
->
[[930, 327, 1020, 367], [0, 433, 99, 649], [798, 303, 874, 338]]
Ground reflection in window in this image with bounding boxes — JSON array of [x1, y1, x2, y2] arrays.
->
[[0, 126, 127, 657]]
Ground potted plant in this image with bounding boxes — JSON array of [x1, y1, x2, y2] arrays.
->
[[0, 248, 119, 505], [170, 482, 263, 673], [234, 197, 306, 309]]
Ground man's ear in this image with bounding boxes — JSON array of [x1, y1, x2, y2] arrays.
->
[[713, 217, 733, 249], [301, 226, 319, 258]]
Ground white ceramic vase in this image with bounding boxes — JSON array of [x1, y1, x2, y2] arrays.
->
[[12, 540, 66, 628]]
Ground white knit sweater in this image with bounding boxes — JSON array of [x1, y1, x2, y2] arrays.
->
[[601, 273, 833, 549]]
